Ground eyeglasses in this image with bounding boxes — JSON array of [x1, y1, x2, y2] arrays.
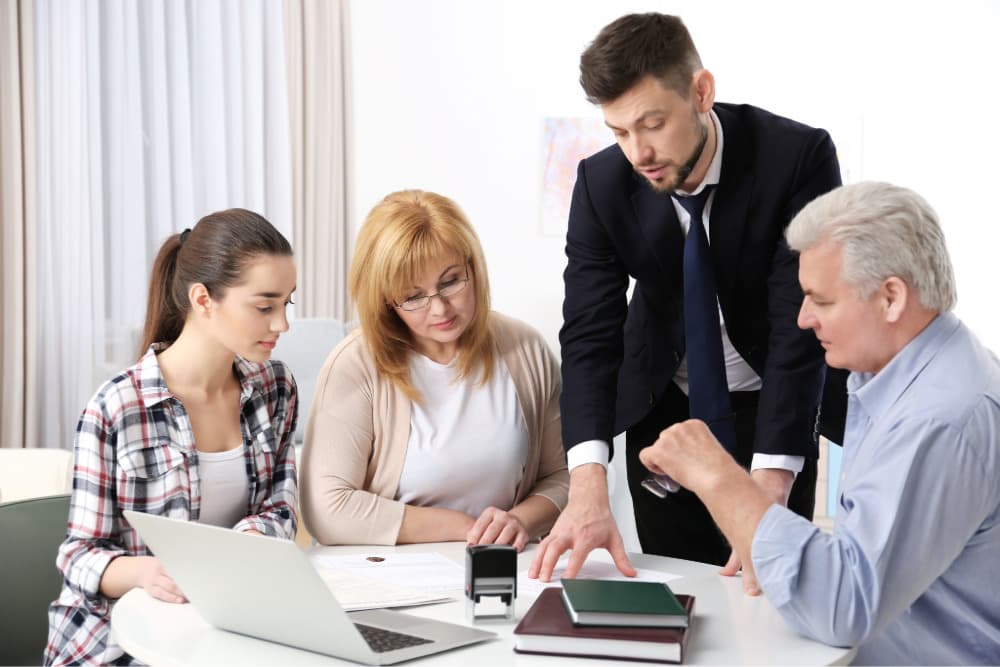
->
[[641, 412, 736, 498], [392, 271, 470, 311]]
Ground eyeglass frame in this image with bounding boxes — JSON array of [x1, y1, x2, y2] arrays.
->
[[391, 267, 471, 312]]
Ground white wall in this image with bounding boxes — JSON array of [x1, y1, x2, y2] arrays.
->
[[349, 0, 1000, 351], [348, 1, 1000, 547]]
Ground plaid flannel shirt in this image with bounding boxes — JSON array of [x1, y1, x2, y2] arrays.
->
[[44, 346, 298, 666]]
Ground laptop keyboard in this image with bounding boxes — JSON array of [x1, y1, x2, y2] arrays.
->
[[354, 623, 433, 653]]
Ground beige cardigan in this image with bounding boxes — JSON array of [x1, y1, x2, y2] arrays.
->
[[300, 312, 569, 545]]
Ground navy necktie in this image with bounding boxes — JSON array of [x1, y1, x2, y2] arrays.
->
[[676, 187, 737, 453]]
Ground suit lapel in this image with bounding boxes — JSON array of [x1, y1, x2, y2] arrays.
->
[[631, 176, 684, 284], [710, 105, 753, 297]]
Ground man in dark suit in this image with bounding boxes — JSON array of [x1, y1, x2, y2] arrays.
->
[[529, 12, 843, 594]]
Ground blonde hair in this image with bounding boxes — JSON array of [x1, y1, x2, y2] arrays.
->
[[348, 190, 495, 401]]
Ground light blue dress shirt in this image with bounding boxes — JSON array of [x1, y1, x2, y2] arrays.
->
[[752, 312, 1000, 664]]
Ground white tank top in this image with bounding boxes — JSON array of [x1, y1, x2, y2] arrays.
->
[[197, 444, 249, 528], [396, 354, 529, 517]]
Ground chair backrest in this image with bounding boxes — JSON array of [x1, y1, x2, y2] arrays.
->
[[0, 448, 73, 504], [272, 318, 347, 445], [0, 494, 71, 666]]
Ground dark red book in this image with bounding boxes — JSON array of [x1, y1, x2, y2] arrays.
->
[[513, 587, 695, 663]]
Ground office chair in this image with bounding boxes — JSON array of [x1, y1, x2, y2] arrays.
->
[[0, 494, 71, 666], [0, 448, 73, 503], [271, 317, 346, 549], [271, 317, 347, 445]]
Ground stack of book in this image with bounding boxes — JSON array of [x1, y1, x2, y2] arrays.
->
[[513, 579, 695, 664]]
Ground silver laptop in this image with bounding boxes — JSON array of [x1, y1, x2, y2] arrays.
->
[[123, 511, 496, 665]]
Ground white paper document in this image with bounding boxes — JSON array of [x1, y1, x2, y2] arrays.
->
[[314, 552, 465, 599], [312, 553, 458, 610], [517, 551, 683, 596]]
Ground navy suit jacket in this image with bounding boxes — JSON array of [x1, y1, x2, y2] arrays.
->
[[560, 102, 846, 459]]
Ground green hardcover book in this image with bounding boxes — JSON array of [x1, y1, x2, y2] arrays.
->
[[561, 579, 690, 628], [515, 588, 694, 663]]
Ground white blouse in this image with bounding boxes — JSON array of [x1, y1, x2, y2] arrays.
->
[[396, 354, 529, 518]]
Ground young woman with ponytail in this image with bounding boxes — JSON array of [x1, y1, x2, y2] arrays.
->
[[45, 209, 299, 666]]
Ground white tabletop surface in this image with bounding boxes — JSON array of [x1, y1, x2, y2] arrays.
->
[[111, 541, 854, 666]]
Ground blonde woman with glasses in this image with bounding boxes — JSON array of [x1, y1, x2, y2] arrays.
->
[[300, 190, 568, 550]]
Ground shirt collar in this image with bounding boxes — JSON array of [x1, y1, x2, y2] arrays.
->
[[134, 345, 172, 407], [135, 344, 262, 408], [675, 109, 723, 196], [847, 311, 961, 423], [233, 356, 264, 404]]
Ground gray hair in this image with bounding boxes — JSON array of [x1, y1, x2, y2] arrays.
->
[[786, 181, 956, 312]]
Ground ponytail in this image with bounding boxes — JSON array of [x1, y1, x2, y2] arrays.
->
[[137, 233, 185, 359]]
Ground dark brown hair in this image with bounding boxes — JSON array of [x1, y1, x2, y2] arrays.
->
[[580, 13, 702, 104], [137, 208, 292, 358]]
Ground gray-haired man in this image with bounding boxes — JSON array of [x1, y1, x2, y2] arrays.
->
[[639, 181, 1000, 664]]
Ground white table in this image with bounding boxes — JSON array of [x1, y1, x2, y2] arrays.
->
[[111, 542, 854, 665]]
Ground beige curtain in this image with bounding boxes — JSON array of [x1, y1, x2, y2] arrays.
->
[[284, 0, 352, 322], [0, 0, 38, 449]]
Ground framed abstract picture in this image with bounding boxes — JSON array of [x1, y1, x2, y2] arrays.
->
[[540, 117, 609, 237]]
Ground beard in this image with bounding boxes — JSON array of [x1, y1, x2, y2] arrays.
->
[[641, 116, 710, 194]]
